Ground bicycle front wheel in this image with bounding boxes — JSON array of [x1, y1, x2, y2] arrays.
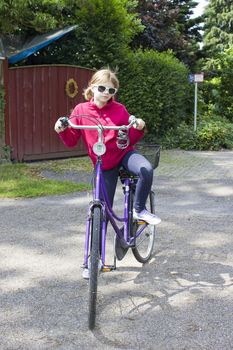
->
[[132, 191, 156, 263], [88, 206, 101, 330]]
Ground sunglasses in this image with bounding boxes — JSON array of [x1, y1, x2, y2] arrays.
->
[[95, 85, 117, 95]]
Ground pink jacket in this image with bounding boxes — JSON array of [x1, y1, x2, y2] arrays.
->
[[58, 99, 144, 170]]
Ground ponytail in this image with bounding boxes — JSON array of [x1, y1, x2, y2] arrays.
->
[[83, 86, 93, 101]]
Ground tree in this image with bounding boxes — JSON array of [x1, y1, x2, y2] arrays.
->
[[203, 0, 233, 57], [131, 0, 203, 68], [57, 0, 143, 68], [0, 0, 143, 69], [0, 0, 71, 34], [203, 49, 233, 122]]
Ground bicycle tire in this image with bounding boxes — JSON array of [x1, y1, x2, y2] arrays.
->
[[132, 191, 156, 263], [88, 206, 101, 330]]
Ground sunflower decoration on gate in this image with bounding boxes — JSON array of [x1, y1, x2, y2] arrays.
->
[[65, 78, 78, 98]]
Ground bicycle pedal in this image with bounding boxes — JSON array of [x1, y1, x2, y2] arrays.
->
[[136, 220, 146, 225], [102, 265, 116, 272]]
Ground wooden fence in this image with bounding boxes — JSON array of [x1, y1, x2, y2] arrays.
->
[[3, 63, 94, 161]]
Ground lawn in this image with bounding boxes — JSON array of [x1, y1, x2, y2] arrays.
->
[[0, 150, 198, 198], [0, 157, 92, 198]]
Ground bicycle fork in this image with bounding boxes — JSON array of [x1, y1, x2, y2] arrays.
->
[[83, 202, 116, 272]]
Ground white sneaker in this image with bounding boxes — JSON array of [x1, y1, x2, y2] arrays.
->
[[133, 209, 161, 225], [82, 268, 90, 279], [82, 259, 102, 280]]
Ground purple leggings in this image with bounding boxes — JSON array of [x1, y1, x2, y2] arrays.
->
[[102, 150, 153, 212]]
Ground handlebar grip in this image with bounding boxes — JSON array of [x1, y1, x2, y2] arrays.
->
[[60, 116, 69, 128], [128, 115, 139, 127]]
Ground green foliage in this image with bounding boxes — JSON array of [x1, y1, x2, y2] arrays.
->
[[0, 145, 11, 162], [160, 118, 233, 150], [161, 122, 198, 149], [203, 0, 233, 57], [132, 0, 203, 68], [118, 49, 192, 135], [69, 0, 143, 69], [0, 0, 68, 34], [13, 0, 143, 69], [217, 50, 233, 122], [196, 121, 233, 150], [0, 86, 11, 161], [200, 76, 220, 105], [201, 49, 233, 122]]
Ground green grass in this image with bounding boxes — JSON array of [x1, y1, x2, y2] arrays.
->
[[29, 157, 93, 173], [0, 150, 201, 198], [0, 158, 92, 198]]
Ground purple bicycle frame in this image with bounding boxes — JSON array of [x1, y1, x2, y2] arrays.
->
[[62, 114, 147, 269], [83, 158, 147, 268]]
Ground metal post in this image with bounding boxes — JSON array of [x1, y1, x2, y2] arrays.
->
[[194, 82, 198, 131]]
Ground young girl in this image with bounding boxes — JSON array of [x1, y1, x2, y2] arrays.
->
[[54, 68, 161, 225]]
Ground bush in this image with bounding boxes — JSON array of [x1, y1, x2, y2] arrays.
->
[[196, 120, 233, 150], [118, 49, 192, 136], [159, 122, 198, 149], [158, 118, 233, 150]]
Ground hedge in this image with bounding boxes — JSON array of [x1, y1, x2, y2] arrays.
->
[[117, 49, 192, 136]]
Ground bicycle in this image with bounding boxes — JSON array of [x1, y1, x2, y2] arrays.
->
[[59, 115, 160, 329]]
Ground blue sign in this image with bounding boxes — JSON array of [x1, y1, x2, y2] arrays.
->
[[189, 74, 194, 83]]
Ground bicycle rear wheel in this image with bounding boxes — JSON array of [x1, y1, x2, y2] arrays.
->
[[132, 191, 156, 263], [88, 206, 101, 330]]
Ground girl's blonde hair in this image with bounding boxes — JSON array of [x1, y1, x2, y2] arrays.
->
[[84, 68, 119, 101]]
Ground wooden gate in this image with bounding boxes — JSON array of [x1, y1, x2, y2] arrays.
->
[[4, 64, 94, 161]]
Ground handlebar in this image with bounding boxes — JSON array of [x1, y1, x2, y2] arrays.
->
[[59, 114, 138, 131], [59, 114, 139, 155]]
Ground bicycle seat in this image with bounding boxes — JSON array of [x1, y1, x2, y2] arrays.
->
[[118, 167, 138, 182]]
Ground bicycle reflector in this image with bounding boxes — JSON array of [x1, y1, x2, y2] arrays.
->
[[93, 142, 106, 156]]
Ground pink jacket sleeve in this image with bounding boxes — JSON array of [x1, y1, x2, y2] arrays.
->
[[129, 128, 144, 145], [58, 106, 81, 147]]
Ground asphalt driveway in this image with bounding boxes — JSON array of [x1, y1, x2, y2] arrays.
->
[[0, 150, 233, 350]]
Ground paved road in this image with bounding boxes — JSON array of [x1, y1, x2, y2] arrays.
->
[[0, 150, 233, 350]]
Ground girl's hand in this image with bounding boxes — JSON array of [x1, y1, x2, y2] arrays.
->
[[134, 118, 146, 131], [54, 118, 68, 133]]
